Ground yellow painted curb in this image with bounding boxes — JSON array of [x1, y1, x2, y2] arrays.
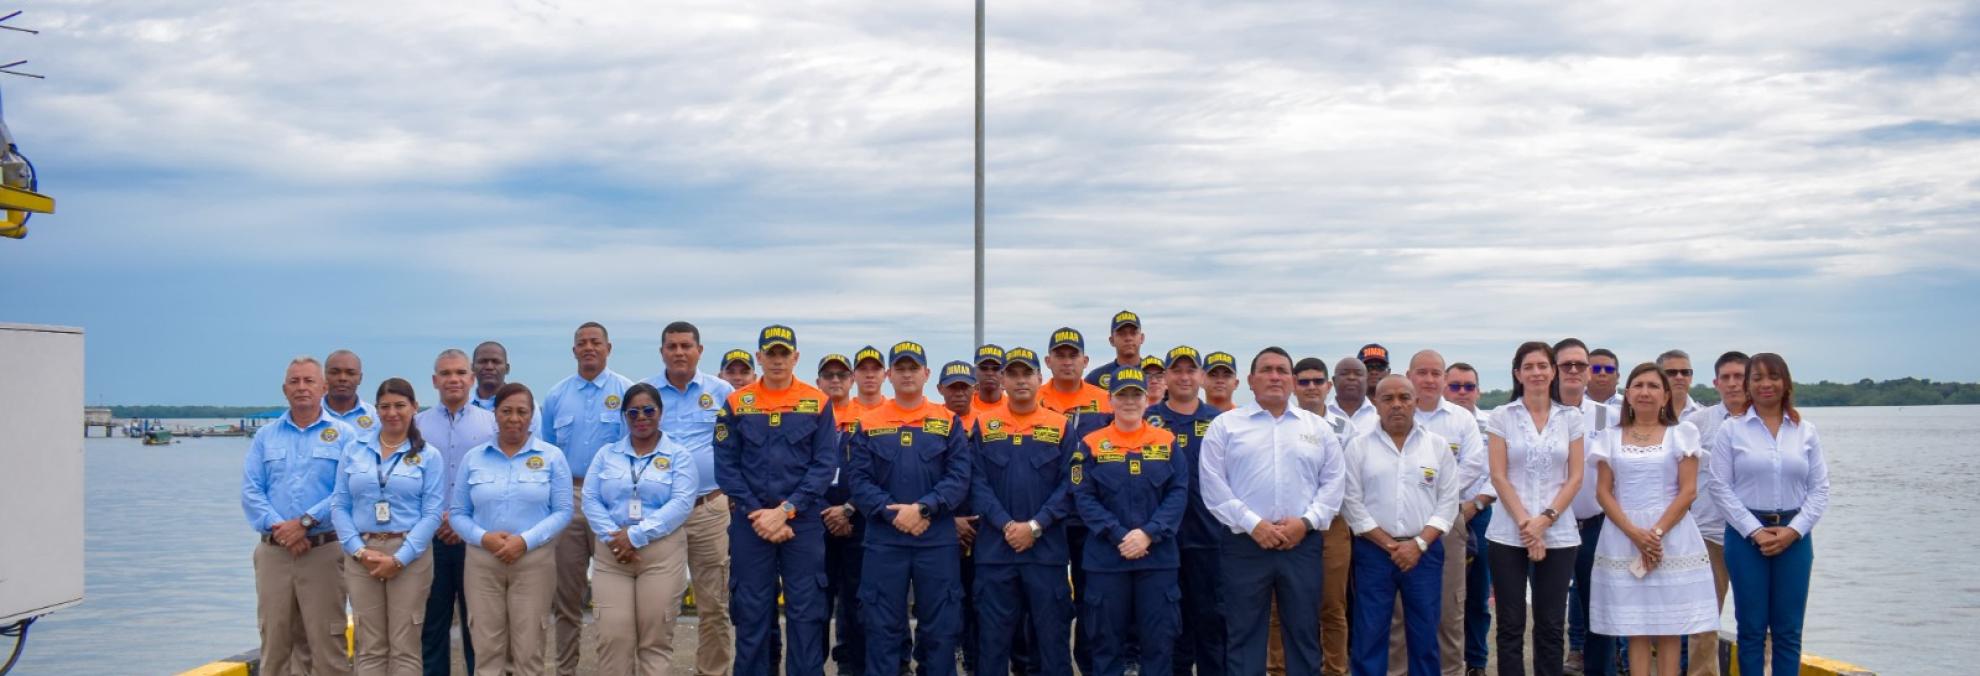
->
[[176, 661, 249, 676]]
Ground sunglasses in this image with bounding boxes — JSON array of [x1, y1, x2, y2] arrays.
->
[[1590, 364, 1618, 375], [1663, 368, 1694, 378], [1447, 383, 1477, 392], [1557, 361, 1589, 373], [817, 371, 851, 380], [1297, 378, 1328, 387], [622, 405, 660, 419]]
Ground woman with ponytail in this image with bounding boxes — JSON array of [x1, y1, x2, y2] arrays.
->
[[331, 377, 448, 675]]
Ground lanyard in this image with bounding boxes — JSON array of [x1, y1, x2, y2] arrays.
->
[[630, 453, 657, 484], [375, 446, 405, 490]]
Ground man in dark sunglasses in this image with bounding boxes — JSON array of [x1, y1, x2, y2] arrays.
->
[[1587, 349, 1622, 408], [1657, 349, 1704, 418], [1291, 357, 1333, 415]]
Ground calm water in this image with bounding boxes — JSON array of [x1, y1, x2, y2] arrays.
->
[[11, 407, 1978, 674]]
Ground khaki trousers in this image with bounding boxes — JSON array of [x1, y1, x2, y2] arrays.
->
[[1267, 518, 1353, 676], [553, 508, 595, 676], [1685, 540, 1733, 676], [1387, 516, 1467, 676], [345, 535, 436, 676], [255, 540, 352, 676], [594, 529, 691, 676], [685, 492, 735, 676], [467, 544, 557, 676]]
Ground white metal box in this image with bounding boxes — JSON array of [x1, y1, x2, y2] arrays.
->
[[0, 323, 85, 624]]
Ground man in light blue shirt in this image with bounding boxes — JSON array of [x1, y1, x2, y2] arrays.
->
[[539, 321, 635, 676], [413, 348, 497, 676], [641, 320, 738, 676], [324, 348, 380, 441], [241, 355, 358, 676], [471, 340, 543, 439]]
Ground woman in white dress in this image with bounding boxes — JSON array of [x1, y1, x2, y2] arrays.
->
[[1589, 364, 1719, 675]]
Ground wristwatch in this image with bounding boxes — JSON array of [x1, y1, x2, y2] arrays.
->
[[842, 503, 858, 518], [1472, 499, 1487, 512], [1652, 527, 1665, 537], [917, 503, 933, 520], [299, 514, 318, 529], [1540, 508, 1559, 522], [1028, 520, 1044, 539], [780, 502, 797, 519], [1412, 536, 1428, 552]]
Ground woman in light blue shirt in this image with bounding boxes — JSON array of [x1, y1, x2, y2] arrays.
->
[[331, 377, 447, 676], [449, 382, 573, 676], [581, 382, 698, 675], [1706, 353, 1830, 676]]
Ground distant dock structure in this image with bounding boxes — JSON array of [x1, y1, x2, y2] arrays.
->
[[83, 407, 114, 437]]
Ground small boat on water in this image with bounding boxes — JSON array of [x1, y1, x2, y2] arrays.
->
[[142, 428, 174, 445]]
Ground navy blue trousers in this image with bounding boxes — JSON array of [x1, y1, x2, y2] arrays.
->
[[1350, 537, 1443, 676], [1085, 568, 1179, 676], [826, 528, 867, 674], [421, 540, 472, 676], [730, 517, 829, 676], [1172, 546, 1226, 676], [1463, 508, 1492, 670], [1221, 531, 1324, 676], [859, 543, 963, 676], [976, 563, 1073, 676]]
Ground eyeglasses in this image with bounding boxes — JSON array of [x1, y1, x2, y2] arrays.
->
[[1590, 364, 1618, 375], [622, 405, 660, 419], [1663, 368, 1693, 378], [1447, 383, 1477, 392], [1297, 378, 1328, 387], [1558, 361, 1589, 373]]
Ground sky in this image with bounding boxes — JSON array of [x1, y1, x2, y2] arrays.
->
[[2, 0, 1978, 406]]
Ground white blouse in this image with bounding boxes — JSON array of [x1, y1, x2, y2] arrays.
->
[[1485, 400, 1586, 549], [1705, 409, 1830, 538]]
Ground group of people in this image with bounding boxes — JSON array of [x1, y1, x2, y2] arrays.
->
[[241, 311, 1830, 676]]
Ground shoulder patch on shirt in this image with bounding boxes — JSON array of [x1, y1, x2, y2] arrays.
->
[[1033, 426, 1062, 444], [656, 456, 672, 470], [986, 419, 1003, 431], [1096, 452, 1125, 463], [320, 427, 340, 443], [984, 431, 1009, 442], [900, 431, 914, 447], [605, 394, 621, 410], [1070, 463, 1084, 485], [406, 452, 422, 466], [526, 456, 545, 470], [1145, 444, 1171, 461], [700, 393, 715, 409], [796, 399, 821, 414], [1194, 420, 1211, 437], [741, 393, 756, 407], [1099, 439, 1115, 452], [1128, 458, 1141, 474], [715, 423, 729, 441], [1147, 415, 1166, 428], [923, 418, 951, 436], [867, 426, 899, 437], [356, 415, 374, 429]]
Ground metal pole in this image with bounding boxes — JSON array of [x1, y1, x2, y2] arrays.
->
[[973, 0, 985, 350]]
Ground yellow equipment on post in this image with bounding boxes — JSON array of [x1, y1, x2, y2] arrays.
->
[[0, 85, 51, 239]]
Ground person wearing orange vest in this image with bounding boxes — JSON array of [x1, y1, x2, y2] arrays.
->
[[970, 346, 1076, 676], [1073, 367, 1188, 676], [848, 342, 975, 676], [816, 352, 869, 675], [1039, 326, 1112, 672], [974, 344, 1009, 415]]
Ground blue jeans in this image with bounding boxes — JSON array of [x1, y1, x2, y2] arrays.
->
[[1570, 516, 1617, 676], [1463, 507, 1492, 669], [1351, 537, 1444, 676], [1724, 518, 1812, 676]]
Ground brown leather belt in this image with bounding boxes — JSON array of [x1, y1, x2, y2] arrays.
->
[[696, 489, 725, 507], [263, 531, 338, 547], [362, 532, 408, 542]]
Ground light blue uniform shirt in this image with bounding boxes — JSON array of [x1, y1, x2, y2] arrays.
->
[[414, 402, 498, 510], [540, 369, 635, 480], [644, 370, 734, 496], [242, 410, 357, 536], [448, 438, 574, 551], [472, 391, 543, 439], [324, 397, 380, 441], [581, 435, 699, 548], [330, 439, 447, 565]]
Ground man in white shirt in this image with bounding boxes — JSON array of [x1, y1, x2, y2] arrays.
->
[[1296, 357, 1357, 676], [1679, 350, 1747, 676], [1199, 347, 1347, 676], [1384, 351, 1486, 676], [1330, 357, 1379, 433], [1659, 349, 1706, 419], [1445, 362, 1492, 676], [1345, 375, 1462, 676]]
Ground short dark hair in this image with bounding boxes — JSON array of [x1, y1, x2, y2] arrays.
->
[[1589, 348, 1618, 363], [1251, 346, 1293, 374], [662, 321, 701, 345], [1449, 362, 1477, 375], [1292, 357, 1329, 376], [1714, 350, 1750, 374], [493, 382, 534, 410], [576, 321, 610, 342], [474, 341, 508, 359], [623, 382, 663, 414], [1552, 337, 1588, 356]]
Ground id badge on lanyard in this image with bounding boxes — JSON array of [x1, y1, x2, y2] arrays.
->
[[628, 455, 654, 521], [375, 454, 403, 523]]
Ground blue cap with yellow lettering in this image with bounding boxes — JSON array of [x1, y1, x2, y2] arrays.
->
[[889, 340, 928, 367], [1111, 310, 1142, 332], [938, 360, 977, 388], [1108, 367, 1148, 395], [722, 349, 754, 369], [1164, 345, 1201, 369], [1004, 347, 1041, 372], [817, 353, 852, 372], [854, 345, 884, 368], [1048, 327, 1085, 353], [1140, 355, 1164, 372], [1204, 350, 1237, 374], [758, 325, 797, 352], [976, 344, 1006, 366]]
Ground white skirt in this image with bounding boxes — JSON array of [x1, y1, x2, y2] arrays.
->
[[1588, 508, 1720, 637]]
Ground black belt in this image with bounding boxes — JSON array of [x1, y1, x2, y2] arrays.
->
[[1751, 509, 1798, 527], [263, 531, 338, 547], [1577, 514, 1604, 530], [361, 531, 408, 542]]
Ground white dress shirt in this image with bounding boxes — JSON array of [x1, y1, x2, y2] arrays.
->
[[1343, 424, 1462, 539], [1199, 403, 1347, 534], [1484, 400, 1585, 549], [1327, 395, 1380, 436], [1568, 395, 1619, 522], [1705, 409, 1830, 538], [1681, 403, 1736, 543], [1415, 399, 1488, 500]]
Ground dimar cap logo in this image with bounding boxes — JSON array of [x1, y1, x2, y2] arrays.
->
[[700, 393, 714, 409], [855, 345, 884, 366], [976, 344, 1006, 365], [1003, 347, 1041, 370], [1049, 327, 1084, 351], [1111, 310, 1141, 330], [1205, 351, 1237, 372], [890, 341, 928, 366], [758, 324, 797, 351], [1141, 355, 1164, 371], [723, 349, 754, 367], [1164, 345, 1200, 369], [944, 362, 973, 378], [319, 427, 339, 443]]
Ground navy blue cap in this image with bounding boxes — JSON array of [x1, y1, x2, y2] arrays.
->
[[758, 325, 797, 352], [1049, 327, 1085, 353], [976, 344, 1006, 366], [853, 345, 884, 367], [889, 341, 928, 367], [817, 353, 852, 372], [1111, 310, 1142, 332], [938, 361, 977, 388], [1108, 367, 1148, 395], [1204, 351, 1237, 373], [1003, 347, 1041, 372], [1164, 345, 1201, 369], [1140, 355, 1164, 372], [722, 349, 753, 368]]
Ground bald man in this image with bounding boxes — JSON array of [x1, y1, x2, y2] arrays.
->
[[1384, 351, 1488, 676]]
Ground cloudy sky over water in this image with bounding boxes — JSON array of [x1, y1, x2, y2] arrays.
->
[[3, 1, 1977, 405]]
